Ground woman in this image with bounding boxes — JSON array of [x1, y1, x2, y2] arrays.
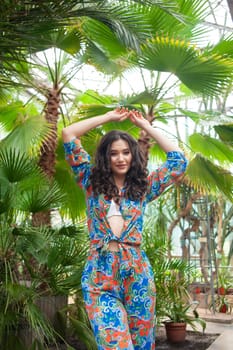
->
[[62, 108, 188, 350]]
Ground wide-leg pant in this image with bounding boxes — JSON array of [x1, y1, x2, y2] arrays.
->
[[81, 247, 156, 350]]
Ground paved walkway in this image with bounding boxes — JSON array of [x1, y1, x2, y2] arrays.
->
[[187, 308, 233, 350]]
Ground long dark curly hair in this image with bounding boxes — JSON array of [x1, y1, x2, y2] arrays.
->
[[90, 130, 148, 202]]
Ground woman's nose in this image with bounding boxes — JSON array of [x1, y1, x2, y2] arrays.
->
[[118, 153, 124, 161]]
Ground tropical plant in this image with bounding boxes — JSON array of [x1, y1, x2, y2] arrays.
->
[[209, 294, 230, 314], [216, 264, 233, 293], [142, 206, 206, 344], [161, 267, 206, 330], [63, 292, 98, 350], [0, 145, 91, 348], [0, 0, 156, 82], [1, 0, 233, 225], [0, 1, 232, 348]]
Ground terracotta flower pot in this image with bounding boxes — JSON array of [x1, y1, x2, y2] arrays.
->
[[195, 287, 201, 294], [218, 287, 226, 295], [219, 303, 227, 313], [165, 322, 187, 343]]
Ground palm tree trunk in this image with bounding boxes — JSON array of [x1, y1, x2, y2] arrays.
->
[[167, 192, 200, 258], [138, 107, 154, 162], [32, 88, 60, 227]]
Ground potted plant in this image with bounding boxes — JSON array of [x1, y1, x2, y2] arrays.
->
[[209, 294, 229, 314], [160, 268, 206, 343], [163, 296, 206, 343], [217, 268, 232, 296]]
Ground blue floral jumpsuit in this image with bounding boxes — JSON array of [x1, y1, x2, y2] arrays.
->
[[64, 138, 188, 350]]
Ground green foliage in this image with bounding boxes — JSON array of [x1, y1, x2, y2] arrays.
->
[[214, 124, 233, 145], [134, 36, 233, 96], [0, 143, 89, 347], [189, 133, 233, 163], [186, 155, 233, 202], [0, 223, 89, 348], [142, 204, 205, 332], [0, 146, 65, 217]]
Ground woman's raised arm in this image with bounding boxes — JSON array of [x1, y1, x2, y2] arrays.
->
[[128, 110, 181, 153], [62, 108, 129, 142]]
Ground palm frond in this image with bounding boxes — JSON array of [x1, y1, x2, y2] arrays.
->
[[146, 0, 210, 43], [83, 19, 128, 58], [15, 227, 51, 261], [2, 115, 53, 157], [211, 36, 233, 58], [0, 147, 39, 183], [55, 159, 87, 222], [81, 42, 128, 75], [185, 155, 233, 201], [125, 88, 161, 105], [179, 108, 212, 123], [30, 28, 82, 55], [76, 89, 117, 105], [214, 124, 233, 144], [0, 184, 11, 214], [78, 3, 152, 51], [15, 180, 64, 213], [0, 101, 25, 131], [135, 36, 233, 95], [0, 0, 150, 60], [189, 133, 233, 164], [24, 301, 55, 343], [69, 316, 97, 350]]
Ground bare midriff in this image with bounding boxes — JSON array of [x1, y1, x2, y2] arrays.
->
[[107, 215, 125, 251]]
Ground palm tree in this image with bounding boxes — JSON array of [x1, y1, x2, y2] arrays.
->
[[78, 0, 233, 160], [0, 0, 168, 86], [74, 24, 233, 286], [3, 0, 192, 226], [1, 0, 233, 223]]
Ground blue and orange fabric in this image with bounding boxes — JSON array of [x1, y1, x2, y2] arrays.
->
[[64, 137, 188, 350]]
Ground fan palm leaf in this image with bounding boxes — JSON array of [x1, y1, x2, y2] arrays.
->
[[189, 133, 233, 164], [79, 0, 212, 76], [0, 147, 39, 183], [211, 35, 233, 58], [133, 36, 233, 96], [185, 155, 233, 202], [145, 0, 210, 42], [2, 115, 53, 156], [0, 1, 152, 61], [0, 101, 26, 131], [54, 162, 86, 222], [15, 180, 64, 214], [214, 124, 233, 145], [0, 146, 65, 216]]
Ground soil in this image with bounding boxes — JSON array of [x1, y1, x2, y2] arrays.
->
[[155, 327, 219, 350], [51, 327, 219, 350]]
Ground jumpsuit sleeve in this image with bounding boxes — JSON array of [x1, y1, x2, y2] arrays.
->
[[63, 137, 92, 191], [146, 151, 188, 203]]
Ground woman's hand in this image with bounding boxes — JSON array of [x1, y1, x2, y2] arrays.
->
[[106, 107, 129, 122], [128, 109, 150, 129]]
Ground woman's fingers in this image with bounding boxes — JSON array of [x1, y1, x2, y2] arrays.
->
[[112, 107, 144, 123]]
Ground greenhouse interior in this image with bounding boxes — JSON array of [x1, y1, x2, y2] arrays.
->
[[0, 1, 233, 350]]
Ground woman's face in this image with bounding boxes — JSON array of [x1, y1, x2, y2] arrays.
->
[[109, 139, 132, 178]]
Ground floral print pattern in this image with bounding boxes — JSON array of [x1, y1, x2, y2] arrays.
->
[[64, 138, 188, 349]]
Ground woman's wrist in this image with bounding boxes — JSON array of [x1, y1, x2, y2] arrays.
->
[[103, 112, 113, 123]]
